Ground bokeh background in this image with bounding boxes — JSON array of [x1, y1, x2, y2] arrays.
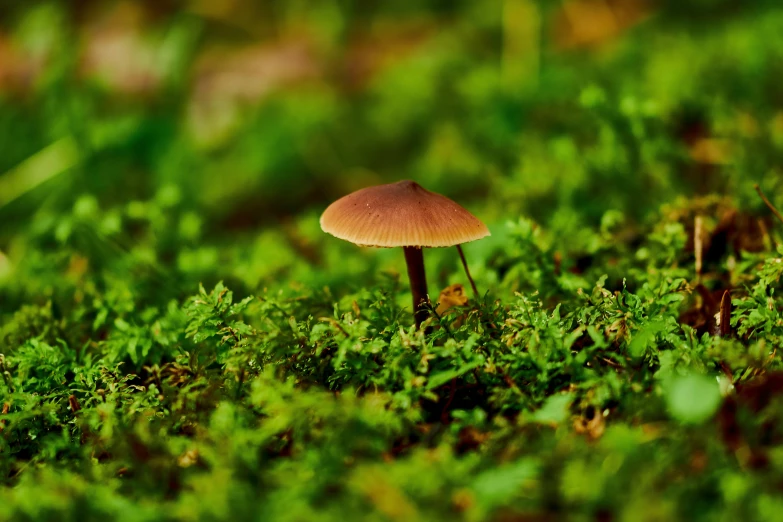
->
[[1, 0, 783, 307], [3, 3, 783, 520]]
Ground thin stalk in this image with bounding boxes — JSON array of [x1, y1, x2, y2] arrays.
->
[[694, 215, 703, 279], [456, 244, 480, 300], [755, 184, 783, 225], [403, 246, 429, 328], [719, 290, 732, 338]]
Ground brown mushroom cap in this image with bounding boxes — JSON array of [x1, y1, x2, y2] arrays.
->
[[320, 180, 490, 247]]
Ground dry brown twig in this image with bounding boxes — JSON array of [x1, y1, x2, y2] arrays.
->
[[456, 245, 480, 300], [719, 290, 732, 338], [694, 215, 704, 279], [755, 184, 783, 225]]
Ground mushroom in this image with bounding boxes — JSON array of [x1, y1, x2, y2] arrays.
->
[[320, 180, 490, 327]]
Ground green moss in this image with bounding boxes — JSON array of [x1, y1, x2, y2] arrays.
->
[[2, 2, 783, 520]]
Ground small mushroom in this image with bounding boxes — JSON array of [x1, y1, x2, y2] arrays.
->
[[320, 180, 490, 327]]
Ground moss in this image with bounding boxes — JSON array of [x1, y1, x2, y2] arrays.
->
[[2, 2, 783, 520]]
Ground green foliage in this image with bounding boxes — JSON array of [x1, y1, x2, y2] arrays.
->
[[663, 373, 722, 424], [2, 1, 783, 521]]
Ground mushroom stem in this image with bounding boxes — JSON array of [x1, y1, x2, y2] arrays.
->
[[456, 244, 480, 300], [403, 246, 429, 327]]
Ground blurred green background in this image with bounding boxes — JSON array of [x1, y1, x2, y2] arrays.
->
[[1, 0, 783, 306], [3, 2, 783, 520]]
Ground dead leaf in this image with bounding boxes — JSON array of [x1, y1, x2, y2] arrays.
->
[[178, 449, 200, 468], [573, 406, 606, 440], [436, 284, 468, 315], [552, 0, 651, 50]]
